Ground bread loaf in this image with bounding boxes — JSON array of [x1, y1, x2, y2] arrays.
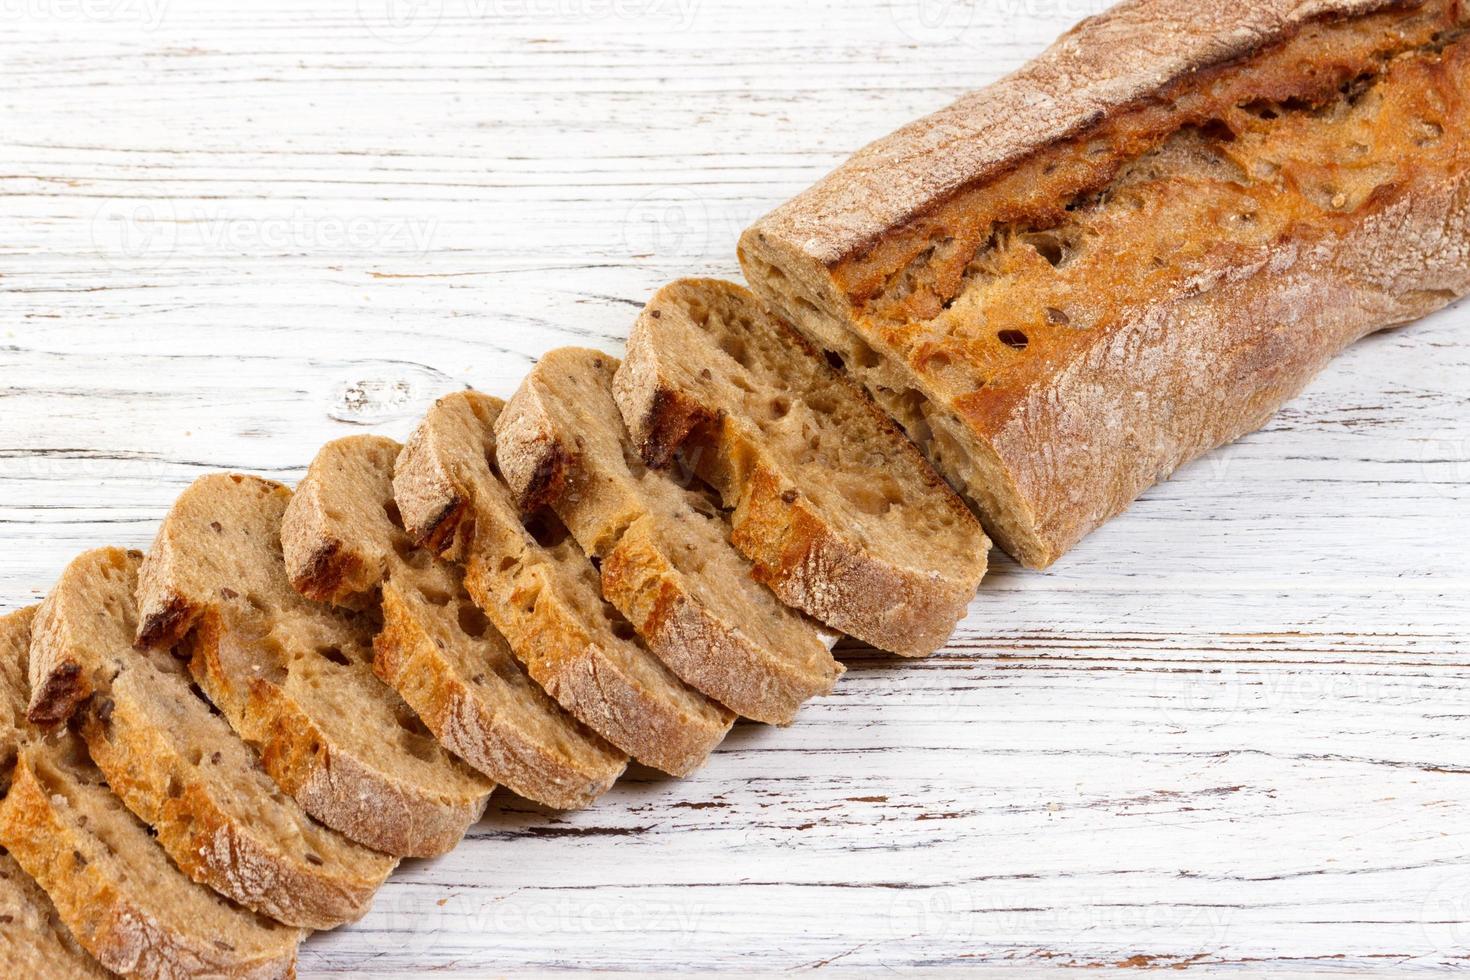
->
[[615, 279, 990, 657], [134, 473, 493, 858], [0, 607, 303, 979], [283, 435, 628, 809], [739, 0, 1470, 568], [28, 547, 395, 930], [497, 347, 842, 725], [394, 391, 736, 776]]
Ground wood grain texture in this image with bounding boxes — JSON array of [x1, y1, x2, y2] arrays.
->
[[1, 0, 1467, 972]]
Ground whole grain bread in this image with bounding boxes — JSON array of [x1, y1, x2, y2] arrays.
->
[[282, 435, 628, 809], [497, 347, 843, 725], [739, 0, 1470, 568], [394, 391, 736, 776], [0, 607, 111, 980], [614, 279, 990, 658], [134, 473, 492, 858], [0, 606, 302, 980], [28, 547, 395, 930]]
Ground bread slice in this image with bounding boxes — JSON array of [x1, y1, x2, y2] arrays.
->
[[496, 347, 843, 725], [739, 0, 1470, 568], [281, 435, 628, 809], [0, 607, 111, 980], [0, 849, 111, 980], [0, 606, 302, 979], [614, 279, 989, 657], [134, 473, 493, 858], [394, 391, 735, 776], [27, 547, 395, 929]]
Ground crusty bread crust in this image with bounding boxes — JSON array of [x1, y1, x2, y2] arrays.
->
[[394, 392, 735, 776], [744, 0, 1427, 266], [0, 849, 110, 980], [497, 348, 843, 725], [615, 280, 988, 657], [29, 548, 393, 930], [2, 606, 301, 979], [78, 678, 394, 931], [372, 583, 628, 806], [283, 435, 628, 809], [0, 607, 110, 980], [135, 474, 492, 858], [741, 0, 1470, 567], [1, 746, 302, 980]]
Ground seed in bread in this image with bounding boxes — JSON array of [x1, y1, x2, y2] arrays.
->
[[614, 278, 990, 658], [282, 434, 628, 810], [0, 606, 302, 980], [394, 391, 736, 777], [134, 473, 493, 858], [497, 347, 843, 725], [739, 0, 1470, 568], [28, 547, 395, 930]]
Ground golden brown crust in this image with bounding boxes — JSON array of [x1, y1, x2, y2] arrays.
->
[[742, 0, 1470, 567], [185, 608, 487, 858], [599, 515, 842, 726], [744, 0, 1435, 270], [283, 435, 628, 810], [615, 280, 988, 657], [77, 686, 393, 931], [372, 583, 627, 808], [462, 553, 732, 776], [497, 348, 843, 725], [31, 548, 393, 931], [0, 747, 301, 980], [395, 392, 735, 776], [136, 473, 492, 858], [0, 608, 109, 980], [2, 603, 301, 980], [0, 849, 110, 980]]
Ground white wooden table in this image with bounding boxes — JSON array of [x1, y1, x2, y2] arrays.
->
[[3, 0, 1468, 973]]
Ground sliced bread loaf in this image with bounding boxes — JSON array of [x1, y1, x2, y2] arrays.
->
[[28, 547, 394, 929], [614, 278, 990, 657], [134, 473, 493, 858], [394, 391, 735, 776], [0, 606, 302, 979], [738, 1, 1470, 569], [0, 607, 111, 980], [282, 435, 627, 809], [497, 347, 843, 725]]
